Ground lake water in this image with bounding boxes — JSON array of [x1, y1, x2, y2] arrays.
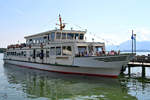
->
[[1, 53, 150, 100]]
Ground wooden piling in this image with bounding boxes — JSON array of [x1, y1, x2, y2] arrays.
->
[[128, 66, 131, 77], [142, 66, 145, 78]]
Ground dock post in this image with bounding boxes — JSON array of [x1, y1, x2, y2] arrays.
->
[[128, 66, 131, 77], [142, 66, 145, 78]]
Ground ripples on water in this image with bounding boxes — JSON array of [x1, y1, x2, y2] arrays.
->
[[1, 53, 150, 100]]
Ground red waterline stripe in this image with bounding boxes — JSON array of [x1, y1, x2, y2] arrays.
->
[[7, 63, 118, 78]]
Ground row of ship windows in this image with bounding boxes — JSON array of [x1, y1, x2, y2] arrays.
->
[[49, 46, 72, 56], [6, 46, 72, 57], [7, 51, 26, 56], [27, 33, 84, 44], [55, 33, 84, 40]]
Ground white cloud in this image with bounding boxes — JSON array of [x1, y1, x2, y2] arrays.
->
[[134, 28, 150, 41]]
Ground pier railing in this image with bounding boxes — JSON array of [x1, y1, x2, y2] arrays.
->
[[130, 55, 150, 63]]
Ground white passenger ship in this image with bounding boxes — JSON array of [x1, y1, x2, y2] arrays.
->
[[4, 15, 132, 78]]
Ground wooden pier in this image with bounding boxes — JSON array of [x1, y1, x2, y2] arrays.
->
[[127, 55, 150, 77]]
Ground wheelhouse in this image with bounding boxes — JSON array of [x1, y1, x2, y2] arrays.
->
[[24, 30, 86, 45]]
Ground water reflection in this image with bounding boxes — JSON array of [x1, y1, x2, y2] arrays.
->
[[119, 74, 150, 100], [3, 63, 137, 100]]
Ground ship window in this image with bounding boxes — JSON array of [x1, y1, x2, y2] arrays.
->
[[50, 47, 55, 55], [29, 39, 33, 43], [62, 46, 72, 55], [43, 36, 48, 43], [21, 51, 24, 56], [36, 51, 40, 57], [56, 47, 61, 55], [51, 32, 55, 41], [67, 33, 74, 39], [48, 34, 50, 40], [96, 46, 102, 52], [23, 51, 26, 56], [35, 40, 38, 43], [78, 46, 86, 56], [43, 39, 46, 43], [33, 40, 36, 43], [26, 40, 29, 44], [62, 33, 66, 39], [30, 51, 33, 57], [37, 40, 39, 44], [56, 32, 61, 39], [46, 51, 49, 57], [75, 33, 79, 40], [79, 34, 84, 40], [40, 37, 44, 43], [18, 52, 21, 56], [43, 36, 47, 39]]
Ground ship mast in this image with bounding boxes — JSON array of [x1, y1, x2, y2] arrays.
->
[[59, 14, 65, 30]]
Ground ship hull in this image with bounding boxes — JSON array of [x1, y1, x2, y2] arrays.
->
[[3, 59, 126, 78]]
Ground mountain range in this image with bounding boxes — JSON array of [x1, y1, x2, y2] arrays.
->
[[106, 40, 150, 52]]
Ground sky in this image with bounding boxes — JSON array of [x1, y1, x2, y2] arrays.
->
[[0, 0, 150, 48]]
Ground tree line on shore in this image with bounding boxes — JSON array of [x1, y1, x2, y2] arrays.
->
[[0, 48, 6, 53]]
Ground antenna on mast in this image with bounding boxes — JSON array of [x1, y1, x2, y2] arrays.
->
[[57, 14, 65, 30]]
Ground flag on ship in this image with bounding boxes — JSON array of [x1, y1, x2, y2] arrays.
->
[[131, 30, 135, 40]]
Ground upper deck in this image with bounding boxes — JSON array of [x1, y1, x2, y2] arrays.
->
[[24, 29, 86, 45]]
